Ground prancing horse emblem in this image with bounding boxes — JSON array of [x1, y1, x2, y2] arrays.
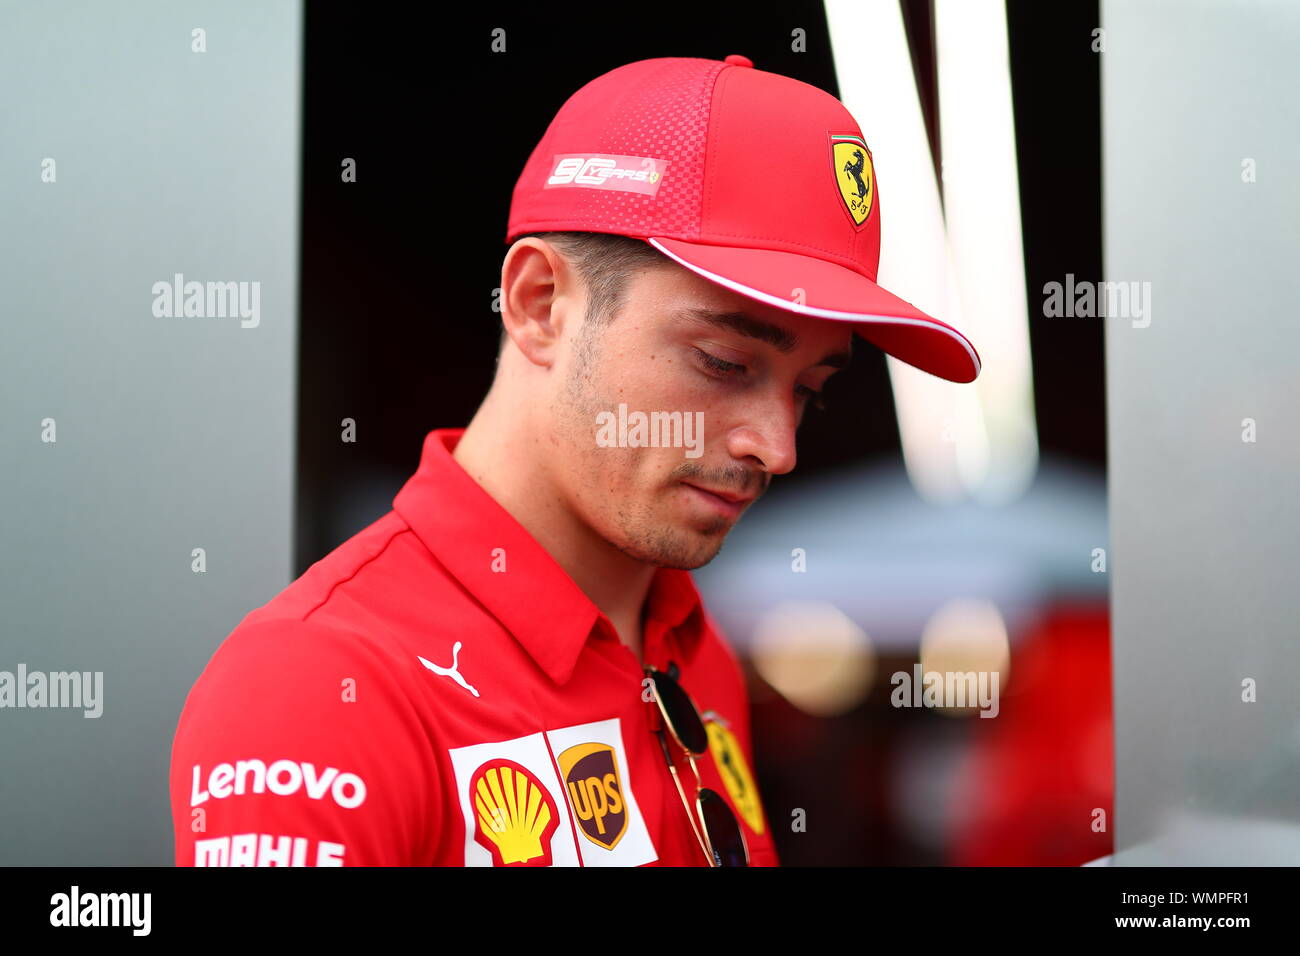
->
[[418, 642, 480, 697], [831, 133, 874, 227]]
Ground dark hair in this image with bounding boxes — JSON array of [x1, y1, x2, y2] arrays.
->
[[498, 231, 669, 352]]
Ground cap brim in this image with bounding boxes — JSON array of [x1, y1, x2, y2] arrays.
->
[[646, 237, 981, 383]]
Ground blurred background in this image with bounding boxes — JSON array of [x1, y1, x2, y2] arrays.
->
[[4, 0, 1299, 865]]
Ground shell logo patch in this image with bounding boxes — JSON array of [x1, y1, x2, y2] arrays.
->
[[831, 132, 874, 227], [470, 758, 561, 866], [558, 742, 627, 851], [703, 712, 766, 835]]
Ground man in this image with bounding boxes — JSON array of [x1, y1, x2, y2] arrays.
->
[[169, 54, 979, 867]]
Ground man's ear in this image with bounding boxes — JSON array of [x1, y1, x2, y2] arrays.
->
[[499, 238, 576, 368]]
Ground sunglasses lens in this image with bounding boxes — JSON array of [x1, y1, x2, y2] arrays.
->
[[649, 670, 708, 754], [699, 788, 749, 866]]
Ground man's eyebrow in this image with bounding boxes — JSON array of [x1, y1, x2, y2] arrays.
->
[[675, 308, 798, 353], [676, 307, 853, 369]]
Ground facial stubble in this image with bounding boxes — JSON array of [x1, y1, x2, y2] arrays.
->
[[559, 322, 731, 571]]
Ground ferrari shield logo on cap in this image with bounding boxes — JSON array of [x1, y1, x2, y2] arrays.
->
[[702, 711, 767, 835], [830, 132, 874, 227]]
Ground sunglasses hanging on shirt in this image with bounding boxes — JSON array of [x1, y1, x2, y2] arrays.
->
[[643, 665, 750, 867]]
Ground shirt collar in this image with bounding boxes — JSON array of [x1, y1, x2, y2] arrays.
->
[[393, 428, 706, 686]]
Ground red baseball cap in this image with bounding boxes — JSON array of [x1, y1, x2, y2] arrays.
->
[[505, 54, 981, 384]]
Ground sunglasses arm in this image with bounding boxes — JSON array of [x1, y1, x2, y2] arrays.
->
[[653, 726, 717, 867]]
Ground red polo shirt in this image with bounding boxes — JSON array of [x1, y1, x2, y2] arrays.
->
[[170, 427, 780, 866]]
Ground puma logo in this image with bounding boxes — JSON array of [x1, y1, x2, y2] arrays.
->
[[417, 641, 480, 697]]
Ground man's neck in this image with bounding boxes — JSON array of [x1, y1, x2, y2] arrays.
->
[[451, 401, 656, 658]]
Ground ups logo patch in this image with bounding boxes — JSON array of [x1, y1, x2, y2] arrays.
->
[[558, 742, 627, 850]]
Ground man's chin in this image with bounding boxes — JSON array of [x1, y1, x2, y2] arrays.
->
[[654, 543, 726, 571], [613, 525, 730, 571]]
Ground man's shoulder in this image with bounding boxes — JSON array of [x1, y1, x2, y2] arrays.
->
[[189, 507, 497, 698], [185, 512, 417, 694], [173, 515, 438, 762], [243, 505, 485, 634], [245, 509, 416, 629]]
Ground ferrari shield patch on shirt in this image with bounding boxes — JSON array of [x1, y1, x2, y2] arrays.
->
[[702, 711, 766, 836]]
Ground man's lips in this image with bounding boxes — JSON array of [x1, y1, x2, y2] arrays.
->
[[681, 481, 756, 517], [686, 483, 754, 505]]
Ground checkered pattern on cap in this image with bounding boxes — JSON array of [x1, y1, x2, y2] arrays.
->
[[506, 58, 725, 243]]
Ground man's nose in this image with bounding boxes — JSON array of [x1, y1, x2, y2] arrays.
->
[[723, 396, 799, 477]]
